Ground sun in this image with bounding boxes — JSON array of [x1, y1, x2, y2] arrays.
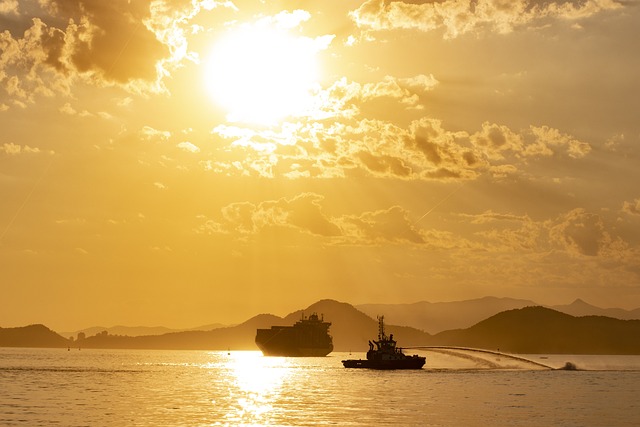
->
[[204, 24, 322, 125]]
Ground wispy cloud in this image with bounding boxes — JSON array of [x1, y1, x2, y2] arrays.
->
[[350, 0, 624, 39], [1, 142, 42, 155]]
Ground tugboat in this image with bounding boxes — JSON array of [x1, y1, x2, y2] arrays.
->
[[342, 315, 426, 369], [255, 312, 333, 357]]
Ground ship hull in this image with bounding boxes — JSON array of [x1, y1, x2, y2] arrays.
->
[[256, 343, 332, 357], [342, 357, 425, 370]]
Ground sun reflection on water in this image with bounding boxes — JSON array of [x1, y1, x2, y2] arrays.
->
[[221, 351, 291, 425]]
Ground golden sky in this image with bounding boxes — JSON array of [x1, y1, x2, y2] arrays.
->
[[1, 0, 639, 331]]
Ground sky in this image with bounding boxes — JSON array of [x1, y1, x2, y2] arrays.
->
[[1, 0, 639, 332]]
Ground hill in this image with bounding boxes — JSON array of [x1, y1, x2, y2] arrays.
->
[[356, 296, 537, 334], [74, 300, 429, 352], [0, 324, 70, 348], [356, 297, 640, 334], [77, 313, 285, 350], [430, 306, 640, 354], [283, 299, 430, 351], [550, 299, 640, 320], [3, 301, 640, 354], [61, 322, 230, 341]]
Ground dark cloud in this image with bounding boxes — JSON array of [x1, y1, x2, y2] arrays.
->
[[0, 0, 170, 104], [339, 205, 426, 244], [207, 193, 343, 238], [549, 208, 621, 257], [357, 151, 413, 177], [197, 194, 426, 245], [47, 0, 168, 83]]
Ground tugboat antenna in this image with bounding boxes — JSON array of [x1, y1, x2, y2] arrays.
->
[[377, 315, 387, 341]]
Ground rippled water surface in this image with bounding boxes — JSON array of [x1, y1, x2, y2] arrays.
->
[[1, 348, 639, 426]]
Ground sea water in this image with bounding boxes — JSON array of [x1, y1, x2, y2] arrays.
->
[[1, 348, 639, 426]]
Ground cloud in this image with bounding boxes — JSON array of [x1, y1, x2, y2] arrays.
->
[[1, 18, 72, 102], [1, 142, 41, 155], [313, 75, 438, 118], [58, 102, 98, 118], [477, 223, 542, 252], [422, 205, 635, 267], [548, 208, 628, 257], [622, 198, 640, 216], [0, 0, 19, 15], [471, 122, 524, 160], [195, 194, 635, 263], [196, 193, 426, 245], [177, 141, 200, 153], [269, 9, 312, 29], [45, 0, 168, 82], [400, 74, 439, 91], [451, 210, 542, 252], [469, 122, 591, 160], [350, 0, 625, 39], [337, 206, 425, 244], [360, 74, 438, 107], [139, 126, 171, 142], [463, 210, 531, 224], [0, 0, 201, 104], [527, 125, 591, 159], [211, 105, 592, 182], [198, 193, 342, 237], [145, 0, 237, 69]]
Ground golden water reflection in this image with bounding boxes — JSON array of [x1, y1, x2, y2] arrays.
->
[[221, 351, 291, 425]]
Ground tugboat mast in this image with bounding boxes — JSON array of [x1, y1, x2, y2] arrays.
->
[[377, 315, 387, 341]]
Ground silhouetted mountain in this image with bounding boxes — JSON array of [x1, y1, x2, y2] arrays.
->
[[431, 306, 640, 354], [356, 296, 537, 334], [0, 324, 70, 348], [192, 322, 231, 331], [74, 301, 428, 351], [61, 323, 229, 339], [550, 299, 640, 320], [57, 297, 640, 341], [4, 301, 640, 354], [77, 313, 284, 350], [63, 325, 177, 339], [284, 299, 430, 351]]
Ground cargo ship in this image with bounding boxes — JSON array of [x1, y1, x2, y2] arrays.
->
[[342, 315, 425, 369], [255, 312, 333, 357]]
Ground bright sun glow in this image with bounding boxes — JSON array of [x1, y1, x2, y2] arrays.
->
[[204, 24, 322, 125]]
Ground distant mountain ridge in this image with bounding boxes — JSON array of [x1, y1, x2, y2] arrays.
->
[[431, 306, 640, 354], [59, 323, 229, 340], [2, 299, 640, 354], [356, 296, 537, 334], [58, 297, 640, 338], [549, 298, 640, 320], [356, 297, 640, 334]]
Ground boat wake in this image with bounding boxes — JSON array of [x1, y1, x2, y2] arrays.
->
[[405, 346, 575, 370]]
